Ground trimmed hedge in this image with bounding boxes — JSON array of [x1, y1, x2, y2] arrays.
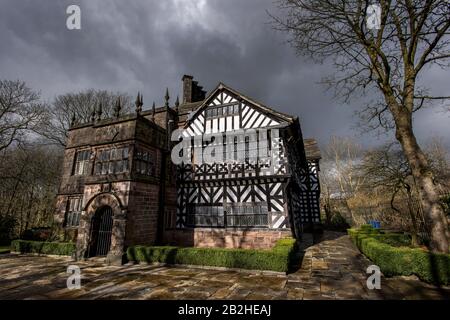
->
[[0, 246, 10, 254], [11, 240, 76, 256], [348, 226, 450, 285], [127, 238, 297, 273]]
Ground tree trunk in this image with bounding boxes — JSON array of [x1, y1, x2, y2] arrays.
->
[[395, 112, 449, 253], [405, 186, 419, 247]]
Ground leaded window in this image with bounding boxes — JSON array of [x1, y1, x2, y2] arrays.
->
[[186, 205, 225, 227], [66, 197, 82, 227], [73, 150, 91, 176], [233, 136, 238, 161], [205, 103, 239, 119], [244, 134, 262, 163], [134, 148, 156, 176], [186, 203, 268, 228], [94, 147, 129, 175], [245, 136, 250, 162], [225, 203, 268, 227]]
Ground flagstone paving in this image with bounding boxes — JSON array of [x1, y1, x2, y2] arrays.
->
[[0, 232, 448, 300]]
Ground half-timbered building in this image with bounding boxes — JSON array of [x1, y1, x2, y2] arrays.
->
[[54, 75, 321, 264]]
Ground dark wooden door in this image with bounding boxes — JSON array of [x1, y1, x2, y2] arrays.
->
[[88, 206, 113, 257]]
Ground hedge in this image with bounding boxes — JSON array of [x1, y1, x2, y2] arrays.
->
[[0, 246, 10, 254], [11, 240, 76, 256], [348, 225, 450, 285], [127, 238, 297, 273]]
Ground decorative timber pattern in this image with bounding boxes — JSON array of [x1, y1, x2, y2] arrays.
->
[[308, 160, 321, 223], [241, 103, 279, 129], [176, 86, 319, 233]]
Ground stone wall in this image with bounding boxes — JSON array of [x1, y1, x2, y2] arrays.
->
[[66, 118, 137, 149], [125, 182, 160, 246], [84, 182, 131, 208], [142, 108, 176, 132], [54, 195, 69, 224], [164, 228, 292, 249]]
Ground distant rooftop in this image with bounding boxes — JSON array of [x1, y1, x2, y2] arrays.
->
[[304, 139, 321, 160]]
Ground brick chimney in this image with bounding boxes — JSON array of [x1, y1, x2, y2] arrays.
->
[[182, 75, 193, 103], [182, 75, 206, 104]]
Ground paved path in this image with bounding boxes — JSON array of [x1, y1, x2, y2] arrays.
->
[[0, 232, 448, 300]]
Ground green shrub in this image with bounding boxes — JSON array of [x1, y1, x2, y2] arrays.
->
[[11, 240, 75, 256], [376, 233, 412, 247], [348, 227, 450, 285], [126, 238, 297, 273], [0, 246, 10, 254]]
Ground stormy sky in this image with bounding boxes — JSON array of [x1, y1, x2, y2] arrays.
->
[[1, 0, 449, 149]]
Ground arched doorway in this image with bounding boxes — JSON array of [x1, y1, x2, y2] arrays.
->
[[87, 206, 113, 257]]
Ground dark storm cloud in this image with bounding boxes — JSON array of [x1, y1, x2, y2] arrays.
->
[[0, 0, 448, 149]]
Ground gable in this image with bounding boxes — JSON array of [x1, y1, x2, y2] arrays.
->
[[209, 91, 239, 106], [241, 103, 279, 129], [183, 85, 290, 137]]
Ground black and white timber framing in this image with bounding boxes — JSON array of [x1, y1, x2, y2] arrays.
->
[[175, 83, 321, 237]]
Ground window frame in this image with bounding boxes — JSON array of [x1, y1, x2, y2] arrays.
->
[[134, 147, 156, 177], [73, 149, 91, 176], [186, 203, 269, 228], [94, 146, 130, 176], [65, 197, 83, 228], [205, 103, 240, 120]]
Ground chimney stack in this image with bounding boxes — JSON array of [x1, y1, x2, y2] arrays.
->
[[182, 75, 206, 104], [182, 75, 194, 103]]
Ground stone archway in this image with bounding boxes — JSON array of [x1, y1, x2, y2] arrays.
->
[[75, 192, 127, 265]]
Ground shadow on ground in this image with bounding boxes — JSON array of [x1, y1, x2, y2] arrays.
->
[[0, 232, 448, 300]]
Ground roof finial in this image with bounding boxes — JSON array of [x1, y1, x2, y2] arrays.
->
[[175, 95, 180, 112], [114, 96, 121, 118], [139, 93, 143, 113], [96, 102, 103, 122], [164, 88, 170, 108], [135, 92, 142, 115], [152, 101, 156, 121]]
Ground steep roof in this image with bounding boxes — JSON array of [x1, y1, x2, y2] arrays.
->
[[184, 82, 296, 126]]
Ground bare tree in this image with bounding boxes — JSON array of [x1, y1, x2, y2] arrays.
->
[[360, 143, 420, 245], [319, 165, 337, 224], [38, 89, 133, 147], [0, 80, 44, 151], [425, 136, 450, 192], [272, 0, 450, 252], [320, 136, 365, 223], [323, 136, 365, 196], [0, 143, 62, 238]]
